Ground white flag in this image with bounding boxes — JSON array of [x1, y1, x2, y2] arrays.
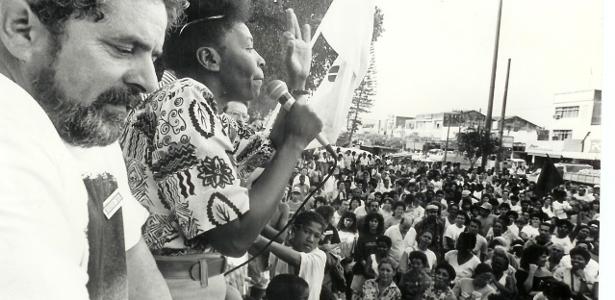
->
[[306, 0, 376, 149]]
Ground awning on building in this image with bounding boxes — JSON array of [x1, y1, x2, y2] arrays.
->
[[527, 150, 600, 161]]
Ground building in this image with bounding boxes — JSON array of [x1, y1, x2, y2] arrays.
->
[[379, 115, 414, 137], [409, 110, 486, 141], [526, 90, 601, 162], [492, 115, 543, 145]]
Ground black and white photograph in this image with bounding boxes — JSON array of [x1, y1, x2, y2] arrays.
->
[[0, 0, 611, 299]]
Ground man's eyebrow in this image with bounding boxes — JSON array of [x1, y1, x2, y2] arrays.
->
[[110, 35, 163, 57]]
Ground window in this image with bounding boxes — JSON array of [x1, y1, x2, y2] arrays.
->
[[537, 130, 549, 141], [554, 106, 579, 119], [552, 130, 572, 141]]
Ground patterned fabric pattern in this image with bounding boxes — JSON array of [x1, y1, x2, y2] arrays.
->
[[120, 73, 274, 252], [360, 278, 401, 300], [423, 284, 456, 300]]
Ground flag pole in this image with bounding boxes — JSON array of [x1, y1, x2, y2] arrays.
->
[[481, 0, 504, 168], [496, 58, 511, 172]]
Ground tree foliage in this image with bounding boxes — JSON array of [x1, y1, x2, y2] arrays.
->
[[247, 0, 384, 119], [347, 45, 377, 143], [457, 129, 498, 169]]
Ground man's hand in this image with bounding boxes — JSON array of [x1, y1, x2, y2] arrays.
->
[[282, 8, 312, 90], [529, 263, 539, 273]]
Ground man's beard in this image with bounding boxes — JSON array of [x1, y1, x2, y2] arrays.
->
[[30, 40, 141, 147]]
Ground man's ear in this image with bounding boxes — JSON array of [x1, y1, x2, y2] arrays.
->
[[0, 0, 46, 62], [195, 46, 221, 72]]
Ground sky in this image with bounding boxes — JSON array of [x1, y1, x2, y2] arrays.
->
[[370, 0, 603, 127]]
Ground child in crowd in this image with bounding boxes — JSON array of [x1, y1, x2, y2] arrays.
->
[[255, 211, 327, 300]]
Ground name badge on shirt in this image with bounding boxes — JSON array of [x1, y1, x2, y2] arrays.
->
[[103, 189, 124, 219]]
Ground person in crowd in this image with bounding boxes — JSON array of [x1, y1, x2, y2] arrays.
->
[[224, 100, 250, 123], [557, 241, 599, 280], [288, 186, 305, 215], [489, 252, 517, 298], [398, 267, 433, 300], [404, 193, 426, 222], [486, 218, 518, 246], [331, 181, 349, 204], [545, 244, 566, 273], [400, 230, 438, 272], [443, 203, 460, 228], [316, 206, 341, 249], [385, 215, 416, 264], [541, 196, 556, 219], [351, 212, 386, 298], [551, 190, 573, 220], [476, 203, 497, 237], [525, 222, 554, 249], [444, 232, 481, 282], [467, 218, 489, 261], [444, 212, 468, 252], [520, 213, 542, 241], [531, 278, 573, 300], [551, 219, 574, 255], [337, 212, 359, 259], [294, 174, 311, 199], [293, 168, 312, 188], [264, 274, 309, 300], [359, 258, 401, 300], [553, 246, 598, 299], [515, 244, 552, 300], [314, 196, 328, 210], [452, 263, 496, 300], [407, 249, 431, 272], [385, 201, 407, 229], [423, 262, 457, 300], [0, 0, 184, 298], [259, 211, 327, 300], [350, 196, 363, 213], [414, 202, 446, 259], [333, 198, 351, 225]]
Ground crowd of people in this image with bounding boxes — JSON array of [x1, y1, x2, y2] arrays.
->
[[240, 150, 600, 300]]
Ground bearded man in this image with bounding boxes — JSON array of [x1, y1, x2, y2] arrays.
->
[[0, 0, 185, 299]]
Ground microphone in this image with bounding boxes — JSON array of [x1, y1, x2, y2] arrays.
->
[[265, 80, 336, 157]]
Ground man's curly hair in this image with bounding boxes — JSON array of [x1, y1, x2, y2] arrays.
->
[[27, 0, 187, 35]]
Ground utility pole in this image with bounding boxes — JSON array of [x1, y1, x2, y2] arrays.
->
[[496, 58, 512, 172], [443, 114, 451, 165], [481, 0, 504, 168]]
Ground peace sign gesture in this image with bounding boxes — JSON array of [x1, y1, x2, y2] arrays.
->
[[282, 8, 312, 90]]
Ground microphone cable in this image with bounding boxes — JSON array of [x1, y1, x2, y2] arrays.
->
[[223, 153, 338, 276]]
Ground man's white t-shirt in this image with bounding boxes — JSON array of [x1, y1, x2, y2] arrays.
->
[[384, 225, 412, 263], [444, 250, 481, 282], [0, 74, 89, 299], [551, 235, 573, 255], [66, 142, 149, 251], [444, 224, 466, 243], [0, 74, 147, 299], [270, 248, 327, 300]]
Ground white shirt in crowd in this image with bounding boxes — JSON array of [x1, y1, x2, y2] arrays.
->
[[444, 224, 466, 244], [551, 235, 573, 255], [270, 248, 327, 300], [384, 225, 415, 263], [444, 250, 481, 282], [558, 255, 599, 281], [404, 246, 437, 270]]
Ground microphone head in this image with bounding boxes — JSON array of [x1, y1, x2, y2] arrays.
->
[[264, 80, 288, 100]]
